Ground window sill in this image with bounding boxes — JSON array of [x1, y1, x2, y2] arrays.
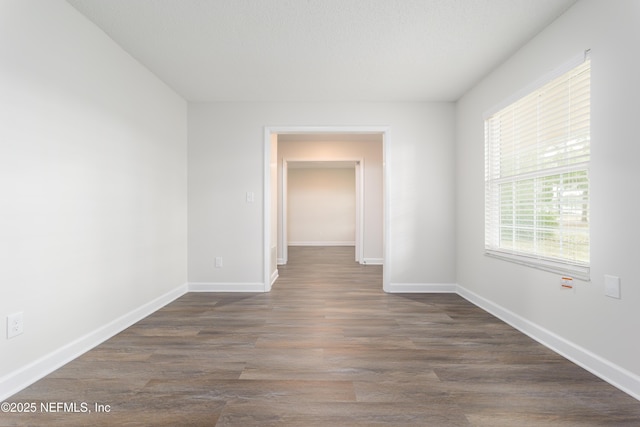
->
[[485, 249, 590, 281]]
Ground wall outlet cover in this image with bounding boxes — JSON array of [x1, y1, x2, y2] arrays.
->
[[7, 312, 24, 339], [604, 275, 621, 299]]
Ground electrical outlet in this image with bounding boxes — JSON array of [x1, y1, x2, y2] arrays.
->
[[7, 312, 24, 339], [215, 257, 223, 268]]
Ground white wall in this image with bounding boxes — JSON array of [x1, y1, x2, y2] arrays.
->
[[188, 102, 456, 289], [278, 138, 383, 263], [456, 0, 640, 397], [288, 168, 356, 246], [0, 0, 188, 397]]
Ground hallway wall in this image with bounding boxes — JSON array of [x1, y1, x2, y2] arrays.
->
[[287, 167, 356, 247], [188, 102, 456, 288]]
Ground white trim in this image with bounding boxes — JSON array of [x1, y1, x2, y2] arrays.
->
[[355, 159, 364, 264], [0, 283, 188, 402], [263, 127, 273, 291], [387, 283, 458, 293], [457, 284, 640, 401], [485, 250, 590, 281], [188, 282, 265, 292], [381, 130, 391, 292], [362, 258, 384, 265], [288, 241, 355, 247], [270, 269, 279, 287], [277, 257, 286, 265], [281, 158, 289, 265]]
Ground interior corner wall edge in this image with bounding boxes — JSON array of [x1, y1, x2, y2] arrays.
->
[[0, 0, 188, 385], [455, 0, 640, 396]]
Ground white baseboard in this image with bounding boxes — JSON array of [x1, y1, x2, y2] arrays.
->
[[277, 258, 286, 265], [270, 269, 279, 286], [4, 280, 637, 403], [188, 282, 265, 292], [288, 241, 355, 246], [362, 258, 384, 265], [456, 285, 640, 401], [0, 283, 188, 402], [387, 282, 457, 293]]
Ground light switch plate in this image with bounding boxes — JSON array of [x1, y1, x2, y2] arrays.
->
[[604, 275, 621, 299]]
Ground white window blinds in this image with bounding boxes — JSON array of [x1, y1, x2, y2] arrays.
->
[[484, 55, 591, 278]]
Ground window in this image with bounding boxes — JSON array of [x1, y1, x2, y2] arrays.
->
[[484, 53, 591, 279]]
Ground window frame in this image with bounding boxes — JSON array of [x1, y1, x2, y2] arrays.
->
[[483, 52, 591, 280]]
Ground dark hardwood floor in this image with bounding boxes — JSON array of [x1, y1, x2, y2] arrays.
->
[[3, 246, 639, 426]]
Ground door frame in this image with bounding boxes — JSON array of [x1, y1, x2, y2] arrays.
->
[[263, 126, 390, 292]]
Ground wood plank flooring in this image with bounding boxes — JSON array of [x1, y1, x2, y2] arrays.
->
[[3, 246, 640, 426]]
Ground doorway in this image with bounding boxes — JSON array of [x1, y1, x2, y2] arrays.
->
[[281, 159, 363, 266], [263, 126, 390, 292]]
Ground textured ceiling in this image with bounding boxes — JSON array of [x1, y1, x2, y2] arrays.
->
[[66, 0, 577, 102]]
